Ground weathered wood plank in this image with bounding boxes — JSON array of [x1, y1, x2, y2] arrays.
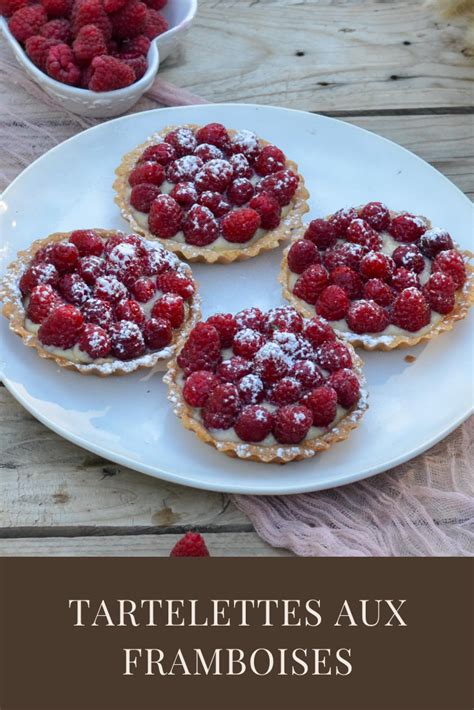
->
[[0, 533, 291, 556]]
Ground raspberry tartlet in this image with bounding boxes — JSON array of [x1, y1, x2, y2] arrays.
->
[[0, 228, 200, 375], [113, 123, 310, 263], [280, 204, 474, 350], [165, 306, 368, 463]]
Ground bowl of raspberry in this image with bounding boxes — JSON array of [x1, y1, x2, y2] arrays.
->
[[0, 0, 197, 117]]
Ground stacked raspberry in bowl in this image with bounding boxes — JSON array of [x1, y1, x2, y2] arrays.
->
[[281, 202, 473, 349], [1, 0, 169, 91]]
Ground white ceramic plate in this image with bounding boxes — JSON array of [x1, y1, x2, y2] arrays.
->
[[0, 104, 472, 494]]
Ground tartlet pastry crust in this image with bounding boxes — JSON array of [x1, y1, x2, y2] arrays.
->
[[0, 229, 201, 376], [114, 124, 310, 264]]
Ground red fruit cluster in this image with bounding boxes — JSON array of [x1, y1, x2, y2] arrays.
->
[[6, 0, 169, 91]]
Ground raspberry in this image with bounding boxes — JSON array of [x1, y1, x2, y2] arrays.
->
[[303, 385, 337, 426], [40, 18, 71, 43], [183, 370, 221, 407], [32, 243, 56, 264], [156, 271, 195, 299], [58, 272, 91, 305], [198, 191, 231, 217], [392, 288, 431, 332], [323, 243, 366, 272], [290, 360, 325, 390], [423, 272, 456, 314], [287, 239, 320, 274], [346, 299, 389, 334], [235, 307, 264, 332], [46, 44, 81, 86], [392, 244, 425, 273], [273, 405, 313, 444], [304, 219, 337, 250], [107, 240, 138, 268], [112, 258, 144, 288], [121, 35, 149, 56], [104, 0, 127, 11], [20, 262, 58, 295], [25, 36, 59, 70], [293, 264, 329, 305], [9, 5, 47, 42], [151, 293, 184, 328], [328, 207, 358, 237], [254, 342, 290, 385], [72, 23, 106, 64], [317, 340, 352, 372], [194, 143, 224, 163], [217, 356, 252, 384], [139, 142, 176, 165], [346, 218, 382, 251], [166, 155, 203, 184], [148, 195, 183, 238], [94, 275, 128, 304], [328, 369, 360, 408], [230, 130, 260, 162], [248, 192, 281, 230], [130, 183, 161, 212], [72, 0, 111, 40], [272, 331, 312, 360], [170, 532, 209, 558], [78, 323, 111, 358], [237, 374, 265, 405], [316, 285, 350, 321], [109, 320, 145, 359], [26, 284, 62, 324], [359, 252, 394, 281], [143, 317, 172, 349], [142, 248, 174, 276], [120, 54, 147, 79], [419, 228, 454, 259], [391, 267, 420, 292], [254, 145, 286, 176], [234, 405, 274, 443], [81, 297, 113, 328], [110, 0, 146, 38], [269, 377, 302, 406], [329, 266, 363, 299], [202, 383, 241, 430], [70, 230, 103, 256], [48, 242, 79, 273], [123, 234, 148, 255], [41, 0, 72, 18], [257, 169, 298, 206], [363, 278, 395, 306], [206, 313, 237, 348], [232, 328, 265, 358], [432, 249, 466, 289], [131, 276, 155, 302], [164, 128, 197, 157], [195, 123, 231, 152], [143, 0, 166, 8], [0, 0, 28, 17], [38, 304, 84, 349], [229, 153, 253, 179], [358, 202, 390, 231], [88, 55, 135, 91], [195, 159, 233, 193], [389, 214, 427, 243], [227, 178, 254, 206], [264, 306, 303, 335], [182, 205, 219, 247], [128, 161, 165, 187], [304, 316, 336, 348], [169, 182, 198, 210], [221, 208, 261, 243], [115, 298, 145, 326]]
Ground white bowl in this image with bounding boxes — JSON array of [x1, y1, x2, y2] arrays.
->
[[0, 0, 197, 118]]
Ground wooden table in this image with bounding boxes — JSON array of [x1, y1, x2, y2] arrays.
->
[[0, 0, 473, 556]]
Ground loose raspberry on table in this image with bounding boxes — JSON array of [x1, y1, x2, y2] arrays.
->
[[287, 239, 320, 274], [9, 4, 47, 42], [323, 243, 366, 272], [254, 342, 290, 384], [264, 306, 303, 335], [273, 404, 313, 445], [363, 278, 395, 306], [139, 142, 176, 165], [81, 297, 114, 328], [164, 128, 197, 157], [114, 298, 145, 326], [290, 359, 325, 390], [346, 218, 382, 251], [304, 316, 336, 348], [293, 264, 329, 305], [195, 159, 233, 194], [143, 316, 172, 349], [20, 262, 59, 295], [329, 265, 363, 299], [78, 323, 111, 358], [26, 284, 62, 324], [316, 340, 352, 372], [302, 385, 337, 426], [328, 207, 358, 237], [230, 129, 260, 162], [157, 270, 195, 299], [358, 202, 390, 231], [195, 123, 231, 152], [227, 178, 254, 206], [198, 191, 231, 217], [58, 272, 91, 305], [392, 244, 425, 273], [346, 299, 389, 334], [110, 0, 147, 38], [206, 313, 237, 348], [254, 145, 286, 176], [166, 155, 203, 184], [129, 161, 165, 187], [169, 182, 198, 210], [328, 368, 360, 408], [38, 303, 84, 349], [148, 195, 183, 238], [183, 370, 221, 408], [232, 328, 265, 358], [248, 192, 281, 230], [268, 376, 302, 406], [359, 251, 394, 282], [151, 293, 184, 328], [389, 213, 427, 243], [391, 267, 420, 292], [194, 143, 224, 163], [25, 36, 60, 70], [88, 55, 135, 91], [303, 218, 337, 250], [170, 532, 209, 558], [217, 356, 252, 383], [130, 183, 161, 212], [432, 249, 466, 289], [69, 230, 104, 257], [94, 275, 128, 304], [391, 287, 431, 332], [40, 18, 72, 43], [182, 204, 219, 247], [72, 0, 112, 40], [130, 276, 155, 302], [234, 405, 274, 443], [237, 373, 265, 405], [202, 382, 241, 430], [423, 272, 456, 315], [316, 285, 350, 321], [256, 169, 298, 206], [229, 153, 253, 179], [109, 320, 145, 359], [221, 208, 261, 243], [235, 307, 265, 332], [46, 43, 81, 85], [419, 228, 454, 259], [0, 0, 28, 17]]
